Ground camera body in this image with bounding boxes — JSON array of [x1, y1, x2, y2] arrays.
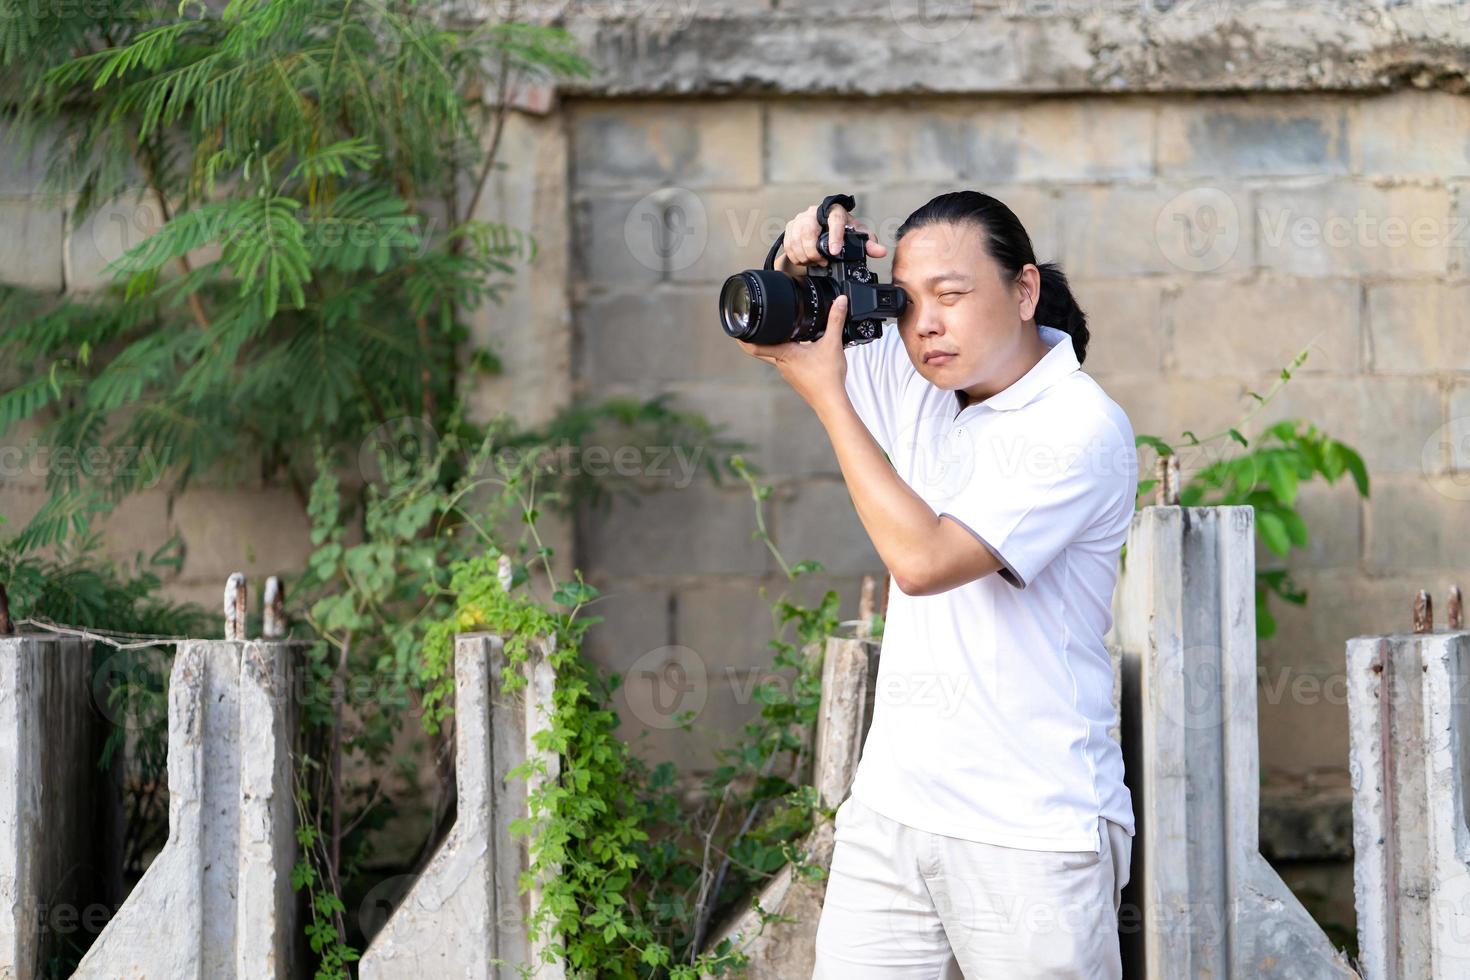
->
[[719, 221, 908, 348]]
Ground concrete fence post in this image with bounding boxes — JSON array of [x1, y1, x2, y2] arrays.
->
[[1112, 506, 1357, 978], [0, 634, 120, 980], [69, 574, 301, 980], [360, 632, 563, 980], [1348, 627, 1470, 978], [698, 633, 883, 979]]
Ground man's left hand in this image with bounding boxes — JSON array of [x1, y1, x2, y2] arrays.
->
[[737, 294, 850, 411]]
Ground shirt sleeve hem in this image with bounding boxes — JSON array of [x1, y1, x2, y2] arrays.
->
[[939, 512, 1029, 590]]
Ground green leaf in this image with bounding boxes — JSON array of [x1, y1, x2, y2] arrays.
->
[[1257, 510, 1291, 557], [1135, 434, 1173, 455], [1266, 455, 1299, 506], [552, 581, 599, 607], [1228, 428, 1248, 448]]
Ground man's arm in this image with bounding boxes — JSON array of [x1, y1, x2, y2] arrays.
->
[[810, 391, 1003, 597], [739, 294, 1004, 597]]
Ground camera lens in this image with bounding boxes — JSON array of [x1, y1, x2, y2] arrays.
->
[[719, 270, 812, 345]]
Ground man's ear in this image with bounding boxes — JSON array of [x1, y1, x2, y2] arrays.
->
[[1016, 264, 1042, 321]]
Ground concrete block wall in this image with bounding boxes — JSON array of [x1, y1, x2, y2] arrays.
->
[[567, 88, 1470, 786]]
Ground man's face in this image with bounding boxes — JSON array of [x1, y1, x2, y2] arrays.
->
[[891, 221, 1036, 392]]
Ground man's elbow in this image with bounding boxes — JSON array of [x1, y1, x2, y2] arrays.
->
[[890, 548, 1000, 597], [891, 561, 952, 598]]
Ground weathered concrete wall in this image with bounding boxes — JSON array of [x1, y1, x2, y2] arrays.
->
[[0, 635, 120, 980]]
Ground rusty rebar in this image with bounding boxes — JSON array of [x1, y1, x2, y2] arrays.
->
[[225, 573, 248, 641], [1155, 455, 1180, 506], [1413, 590, 1433, 635], [264, 576, 287, 639]]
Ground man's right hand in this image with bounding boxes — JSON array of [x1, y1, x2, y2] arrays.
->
[[775, 201, 889, 275]]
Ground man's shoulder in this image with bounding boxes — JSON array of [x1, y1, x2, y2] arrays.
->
[[1028, 371, 1135, 449]]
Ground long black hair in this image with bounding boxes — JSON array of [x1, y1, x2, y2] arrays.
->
[[894, 190, 1089, 364]]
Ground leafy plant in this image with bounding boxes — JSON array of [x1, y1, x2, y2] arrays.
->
[[1133, 350, 1371, 638], [0, 0, 591, 551]]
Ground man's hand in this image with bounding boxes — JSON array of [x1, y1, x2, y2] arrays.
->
[[737, 294, 849, 411], [774, 201, 888, 275]]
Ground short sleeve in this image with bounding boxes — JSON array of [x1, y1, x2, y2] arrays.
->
[[939, 416, 1135, 590], [843, 325, 911, 456]]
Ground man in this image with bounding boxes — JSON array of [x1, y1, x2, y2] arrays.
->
[[736, 191, 1136, 979]]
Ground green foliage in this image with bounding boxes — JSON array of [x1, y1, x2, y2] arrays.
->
[[411, 451, 844, 978], [0, 0, 591, 552], [1132, 350, 1371, 639]]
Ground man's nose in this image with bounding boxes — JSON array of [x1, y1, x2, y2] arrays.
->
[[915, 312, 944, 337]]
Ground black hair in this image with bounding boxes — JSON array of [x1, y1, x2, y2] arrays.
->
[[894, 190, 1089, 364]]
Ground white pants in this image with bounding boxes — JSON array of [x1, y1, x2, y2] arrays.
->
[[813, 796, 1131, 979]]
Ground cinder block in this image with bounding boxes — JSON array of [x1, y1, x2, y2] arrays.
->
[[1350, 90, 1470, 177], [613, 666, 771, 772], [671, 187, 830, 285], [648, 380, 837, 480], [672, 578, 784, 673], [1164, 275, 1360, 377], [1363, 475, 1468, 573], [574, 286, 772, 386], [581, 483, 773, 577], [1017, 97, 1155, 182], [0, 199, 64, 290], [772, 479, 882, 578], [581, 584, 672, 676], [571, 102, 763, 188], [573, 193, 669, 286], [1071, 277, 1164, 377], [1255, 182, 1452, 278], [1265, 376, 1444, 476], [1158, 97, 1349, 177], [1450, 381, 1470, 471], [97, 490, 177, 570], [1367, 281, 1470, 373], [172, 487, 314, 583], [1057, 183, 1254, 278], [0, 119, 57, 197], [767, 103, 938, 185]]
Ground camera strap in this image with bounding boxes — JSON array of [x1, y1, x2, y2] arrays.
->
[[762, 192, 858, 270]]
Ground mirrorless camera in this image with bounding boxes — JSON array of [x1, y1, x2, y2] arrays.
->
[[718, 194, 908, 347]]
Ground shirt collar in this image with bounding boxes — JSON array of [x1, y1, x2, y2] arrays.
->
[[953, 324, 1080, 414]]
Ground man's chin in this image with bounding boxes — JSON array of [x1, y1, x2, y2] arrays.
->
[[915, 361, 965, 389]]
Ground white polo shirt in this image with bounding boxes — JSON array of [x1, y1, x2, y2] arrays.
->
[[842, 322, 1137, 854]]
